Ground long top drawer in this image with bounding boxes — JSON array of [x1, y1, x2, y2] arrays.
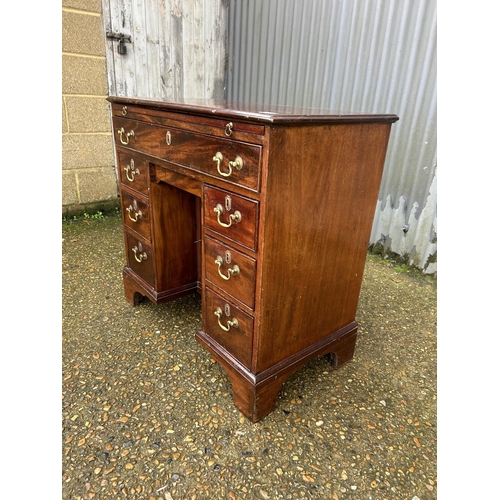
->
[[113, 117, 262, 191]]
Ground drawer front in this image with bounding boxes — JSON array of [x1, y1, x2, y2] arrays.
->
[[124, 231, 155, 287], [204, 237, 256, 309], [204, 288, 254, 369], [117, 151, 149, 195], [112, 102, 266, 140], [203, 186, 259, 251], [120, 190, 151, 241], [113, 117, 261, 190]]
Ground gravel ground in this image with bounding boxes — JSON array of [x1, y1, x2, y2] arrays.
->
[[62, 214, 437, 500]]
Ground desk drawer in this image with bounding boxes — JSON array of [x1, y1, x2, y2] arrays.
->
[[203, 186, 259, 251], [204, 288, 253, 369], [124, 231, 155, 287], [117, 151, 149, 195], [120, 190, 151, 241], [113, 117, 261, 191], [111, 102, 266, 140], [204, 236, 256, 309]]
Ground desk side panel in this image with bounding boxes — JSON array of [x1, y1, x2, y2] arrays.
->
[[254, 122, 393, 373]]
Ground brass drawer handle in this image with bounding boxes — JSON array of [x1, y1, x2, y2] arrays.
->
[[214, 307, 239, 331], [132, 244, 147, 262], [215, 255, 240, 280], [124, 159, 139, 182], [118, 127, 135, 145], [126, 200, 142, 222], [225, 122, 234, 137], [213, 152, 243, 178], [214, 204, 241, 228]]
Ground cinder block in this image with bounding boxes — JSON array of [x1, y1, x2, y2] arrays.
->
[[63, 171, 79, 206], [63, 98, 69, 134], [63, 134, 114, 170], [62, 10, 105, 56], [62, 55, 108, 95], [77, 166, 119, 204], [65, 97, 111, 133], [62, 0, 102, 13]]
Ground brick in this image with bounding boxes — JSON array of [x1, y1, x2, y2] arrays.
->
[[62, 134, 114, 170], [63, 98, 69, 134], [62, 10, 105, 56], [62, 55, 108, 95], [62, 0, 102, 13], [77, 166, 119, 204], [62, 171, 79, 206], [65, 97, 111, 133]]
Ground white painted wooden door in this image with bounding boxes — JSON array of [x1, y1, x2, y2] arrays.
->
[[101, 0, 228, 99]]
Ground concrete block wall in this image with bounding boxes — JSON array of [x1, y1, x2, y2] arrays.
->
[[62, 0, 118, 218]]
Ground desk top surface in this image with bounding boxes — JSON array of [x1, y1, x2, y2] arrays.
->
[[108, 96, 399, 125]]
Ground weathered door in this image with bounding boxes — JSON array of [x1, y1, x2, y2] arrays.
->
[[101, 0, 228, 99]]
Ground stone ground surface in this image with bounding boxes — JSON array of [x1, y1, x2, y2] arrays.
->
[[62, 214, 437, 500]]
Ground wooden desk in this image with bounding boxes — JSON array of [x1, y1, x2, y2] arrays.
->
[[108, 96, 398, 422]]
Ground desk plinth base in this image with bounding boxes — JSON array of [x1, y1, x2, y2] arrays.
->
[[195, 323, 358, 422], [123, 267, 199, 306]]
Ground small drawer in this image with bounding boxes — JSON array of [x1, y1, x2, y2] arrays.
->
[[120, 190, 151, 241], [204, 288, 254, 369], [203, 186, 259, 251], [124, 230, 155, 287], [117, 151, 149, 195], [113, 117, 261, 191], [111, 102, 266, 142], [204, 236, 256, 309]]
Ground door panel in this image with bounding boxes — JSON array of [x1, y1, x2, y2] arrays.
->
[[101, 0, 228, 100]]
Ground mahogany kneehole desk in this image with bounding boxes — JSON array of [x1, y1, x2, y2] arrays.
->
[[108, 96, 399, 422]]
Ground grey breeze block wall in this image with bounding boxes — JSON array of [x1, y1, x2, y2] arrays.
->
[[62, 0, 117, 217]]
